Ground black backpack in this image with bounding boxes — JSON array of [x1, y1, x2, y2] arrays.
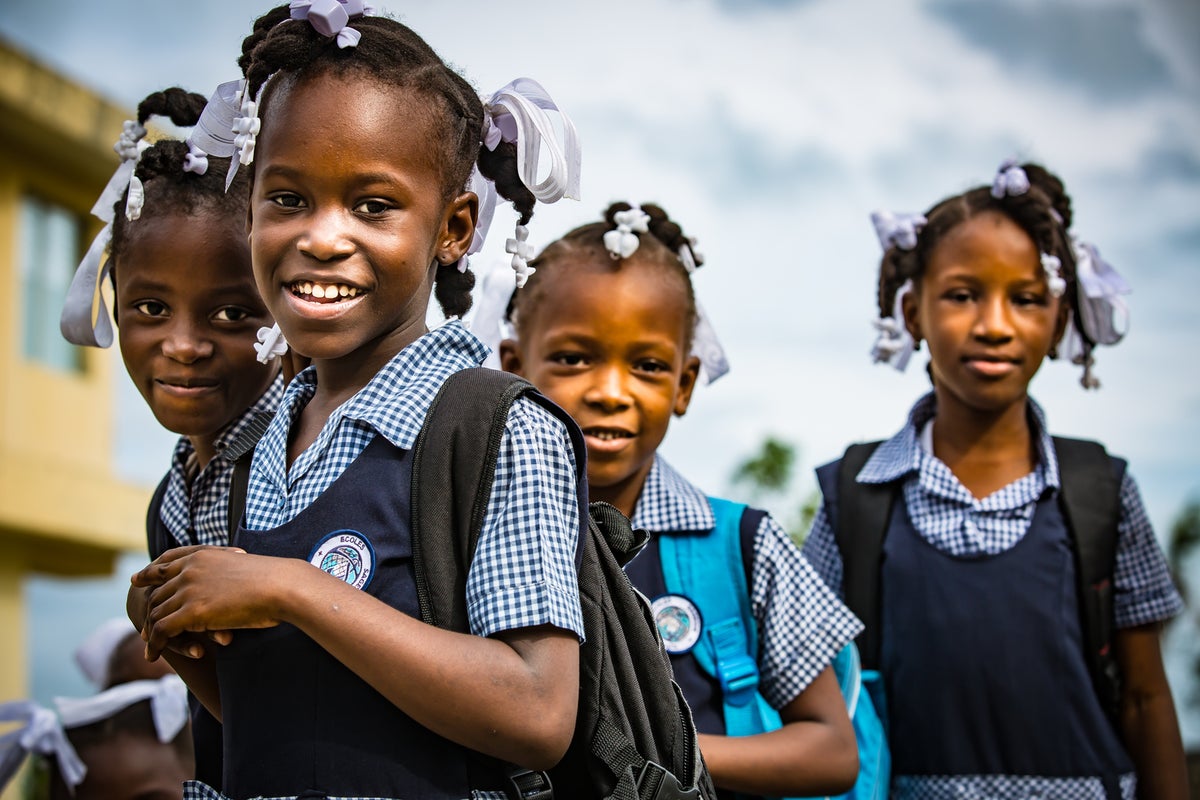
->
[[829, 436, 1126, 723], [411, 367, 715, 800]]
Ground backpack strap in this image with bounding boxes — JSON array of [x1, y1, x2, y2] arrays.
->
[[830, 442, 892, 671], [659, 498, 782, 737], [145, 474, 173, 560], [222, 410, 275, 544], [1053, 436, 1126, 724]]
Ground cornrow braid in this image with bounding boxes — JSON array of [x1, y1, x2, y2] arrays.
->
[[510, 202, 699, 351], [876, 161, 1083, 351], [108, 89, 249, 268], [239, 5, 543, 318]]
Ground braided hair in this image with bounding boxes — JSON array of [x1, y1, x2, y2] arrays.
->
[[877, 163, 1088, 366], [108, 88, 249, 269], [237, 6, 536, 319], [509, 202, 699, 352]]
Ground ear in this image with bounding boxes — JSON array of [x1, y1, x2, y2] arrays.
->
[[436, 191, 479, 266], [673, 355, 702, 417], [1050, 296, 1070, 354], [498, 338, 524, 377], [901, 283, 922, 345]]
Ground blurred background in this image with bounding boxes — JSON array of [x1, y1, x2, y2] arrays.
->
[[0, 0, 1197, 783]]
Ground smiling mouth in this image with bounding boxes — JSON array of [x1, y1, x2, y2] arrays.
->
[[290, 281, 363, 303], [584, 427, 634, 441]]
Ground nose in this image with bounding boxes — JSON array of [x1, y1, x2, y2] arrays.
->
[[161, 317, 214, 364], [973, 294, 1014, 342], [298, 207, 355, 261], [582, 365, 633, 412]]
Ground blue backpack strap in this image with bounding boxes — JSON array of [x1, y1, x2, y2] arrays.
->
[[659, 497, 782, 738]]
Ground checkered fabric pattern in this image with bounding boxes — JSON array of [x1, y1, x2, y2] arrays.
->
[[891, 773, 1136, 800], [242, 320, 584, 641], [633, 456, 863, 708], [803, 392, 1182, 628], [182, 783, 508, 800], [800, 392, 1178, 795], [159, 375, 284, 548]]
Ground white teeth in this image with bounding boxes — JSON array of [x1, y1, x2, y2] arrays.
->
[[591, 430, 629, 441], [292, 281, 360, 299]]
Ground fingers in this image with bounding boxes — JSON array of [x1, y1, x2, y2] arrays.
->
[[131, 545, 246, 587]]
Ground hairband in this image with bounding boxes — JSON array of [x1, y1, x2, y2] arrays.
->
[[477, 78, 582, 288], [55, 674, 190, 745], [0, 701, 85, 791], [74, 617, 138, 689], [59, 121, 150, 347]]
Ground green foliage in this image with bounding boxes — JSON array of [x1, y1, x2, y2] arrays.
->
[[730, 437, 795, 498]]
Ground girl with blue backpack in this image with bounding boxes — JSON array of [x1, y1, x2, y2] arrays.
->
[[803, 160, 1188, 799], [494, 202, 876, 799]]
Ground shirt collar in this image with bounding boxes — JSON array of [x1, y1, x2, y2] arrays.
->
[[277, 320, 489, 451], [855, 391, 1060, 489], [631, 455, 715, 532]]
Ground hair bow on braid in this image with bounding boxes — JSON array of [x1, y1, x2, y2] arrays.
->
[[289, 0, 373, 48], [991, 157, 1031, 199], [866, 210, 923, 371], [870, 209, 926, 252], [0, 701, 86, 791], [603, 207, 651, 260]]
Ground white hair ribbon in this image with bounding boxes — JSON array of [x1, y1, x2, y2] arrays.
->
[[603, 207, 651, 260], [481, 78, 581, 204], [189, 79, 243, 163], [471, 259, 519, 370], [0, 701, 86, 791], [463, 165, 499, 271], [871, 279, 916, 371], [56, 675, 190, 745], [678, 240, 729, 385], [290, 0, 369, 48], [60, 223, 116, 347], [254, 324, 289, 364], [506, 225, 536, 288], [182, 141, 210, 175], [1040, 253, 1066, 298], [1072, 237, 1130, 347], [870, 210, 926, 251], [74, 617, 138, 689], [89, 121, 149, 222], [991, 157, 1030, 199]]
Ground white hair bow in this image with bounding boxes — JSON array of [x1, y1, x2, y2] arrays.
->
[[603, 207, 651, 260], [871, 279, 916, 371], [870, 210, 926, 251], [254, 324, 289, 364], [991, 158, 1030, 199], [677, 239, 730, 385], [0, 701, 86, 791], [290, 0, 370, 48], [55, 675, 190, 745]]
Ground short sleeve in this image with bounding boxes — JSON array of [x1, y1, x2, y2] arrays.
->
[[752, 514, 863, 708], [465, 396, 585, 640], [1112, 470, 1184, 628], [801, 505, 845, 600]]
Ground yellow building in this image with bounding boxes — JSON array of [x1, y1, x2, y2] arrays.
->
[[0, 36, 149, 722]]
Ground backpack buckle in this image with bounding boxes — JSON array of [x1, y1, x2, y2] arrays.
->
[[505, 767, 553, 800], [637, 760, 701, 800], [715, 651, 760, 707]]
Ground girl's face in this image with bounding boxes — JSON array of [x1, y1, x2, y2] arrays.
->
[[903, 210, 1067, 419], [70, 731, 193, 800], [249, 75, 475, 385], [116, 209, 276, 455], [501, 258, 700, 514]]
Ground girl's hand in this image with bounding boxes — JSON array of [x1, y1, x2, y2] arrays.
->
[[132, 546, 297, 660]]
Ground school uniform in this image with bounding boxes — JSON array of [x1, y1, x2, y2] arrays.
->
[[625, 456, 862, 738], [182, 321, 584, 800], [158, 374, 284, 549], [803, 392, 1183, 800]]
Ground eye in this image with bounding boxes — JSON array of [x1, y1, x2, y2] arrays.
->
[[634, 358, 671, 375], [354, 199, 393, 215], [213, 306, 252, 323], [550, 352, 589, 368], [132, 300, 168, 318], [1013, 291, 1048, 307], [269, 193, 304, 209], [943, 288, 974, 304]]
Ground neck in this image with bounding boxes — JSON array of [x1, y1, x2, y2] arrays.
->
[[930, 390, 1037, 498], [590, 467, 653, 520], [189, 436, 218, 472]]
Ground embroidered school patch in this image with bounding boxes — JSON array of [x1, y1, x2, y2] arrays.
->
[[309, 530, 375, 591], [651, 594, 702, 654]]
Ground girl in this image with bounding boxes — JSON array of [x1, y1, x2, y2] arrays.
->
[[803, 160, 1187, 798], [61, 87, 285, 787], [132, 6, 583, 799], [497, 202, 863, 799]]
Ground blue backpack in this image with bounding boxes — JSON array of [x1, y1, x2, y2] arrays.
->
[[657, 497, 889, 800]]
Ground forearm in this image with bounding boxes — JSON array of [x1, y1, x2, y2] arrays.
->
[[162, 651, 222, 721], [281, 564, 579, 768], [698, 720, 857, 796], [1122, 690, 1187, 799]]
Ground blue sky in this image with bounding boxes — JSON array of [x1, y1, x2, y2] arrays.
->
[[4, 0, 1199, 739]]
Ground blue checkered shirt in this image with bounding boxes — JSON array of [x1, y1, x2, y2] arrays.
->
[[243, 321, 584, 641], [159, 375, 284, 549], [633, 456, 862, 709], [802, 392, 1181, 799]]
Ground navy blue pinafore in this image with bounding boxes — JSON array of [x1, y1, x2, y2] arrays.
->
[[215, 436, 505, 800]]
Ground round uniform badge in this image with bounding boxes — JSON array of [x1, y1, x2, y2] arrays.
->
[[651, 594, 702, 655], [309, 530, 375, 591]]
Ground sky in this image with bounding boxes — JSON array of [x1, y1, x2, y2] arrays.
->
[[3, 0, 1199, 740]]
